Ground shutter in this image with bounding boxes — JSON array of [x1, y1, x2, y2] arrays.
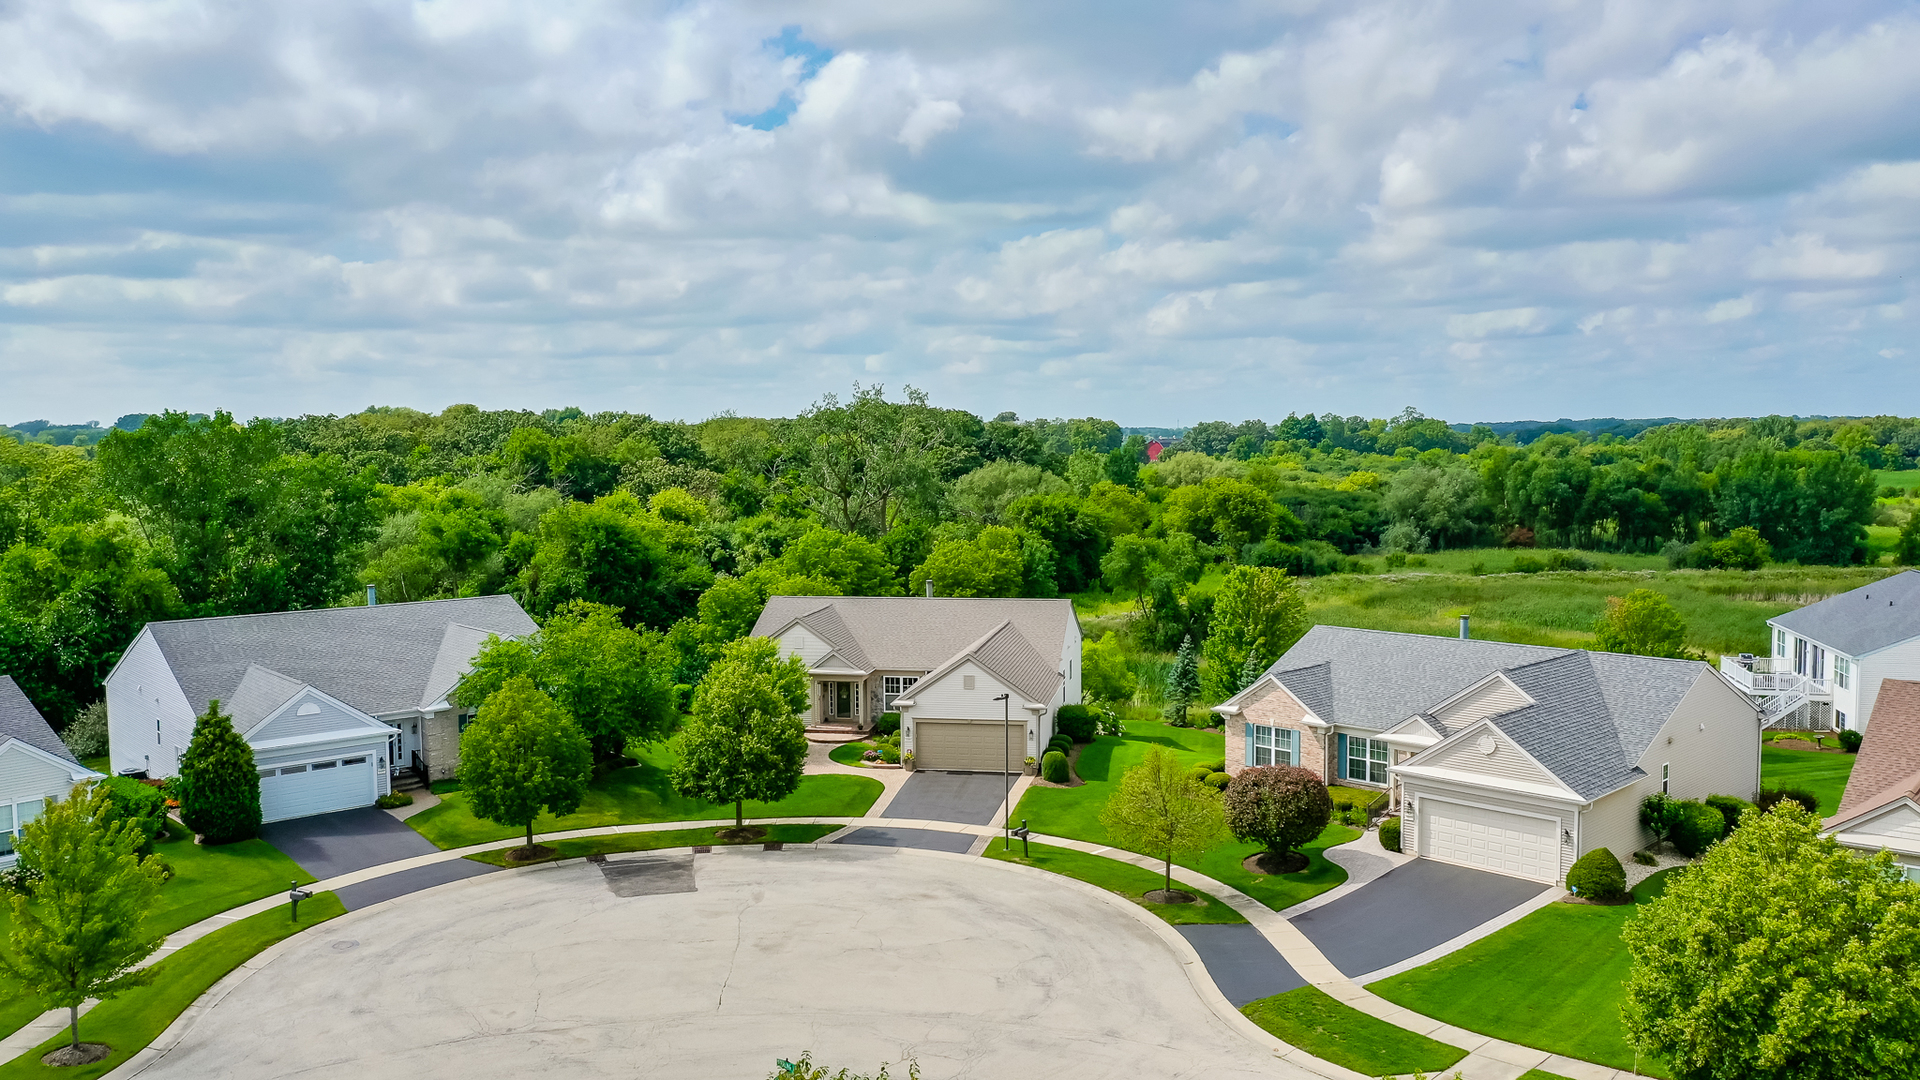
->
[[1336, 733, 1348, 780], [1244, 724, 1256, 767], [1285, 729, 1299, 766]]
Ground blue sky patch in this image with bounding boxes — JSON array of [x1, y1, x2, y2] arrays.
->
[[728, 26, 834, 131]]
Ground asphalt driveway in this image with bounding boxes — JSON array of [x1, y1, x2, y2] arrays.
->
[[1288, 858, 1551, 979], [882, 770, 1013, 825], [259, 806, 441, 879], [832, 826, 977, 853]]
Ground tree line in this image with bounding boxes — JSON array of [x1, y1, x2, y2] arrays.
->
[[2, 391, 1908, 729]]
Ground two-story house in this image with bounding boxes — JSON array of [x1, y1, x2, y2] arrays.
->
[[1720, 569, 1920, 734], [753, 595, 1081, 772], [1214, 625, 1758, 884]]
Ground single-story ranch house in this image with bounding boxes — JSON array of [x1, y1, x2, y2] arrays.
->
[[1215, 625, 1759, 884], [753, 595, 1080, 772], [105, 595, 537, 823], [1, 675, 101, 867], [1825, 678, 1920, 880]]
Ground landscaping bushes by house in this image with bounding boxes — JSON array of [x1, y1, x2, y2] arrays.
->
[[1041, 750, 1069, 783], [1703, 794, 1753, 834], [1378, 815, 1401, 852], [1566, 847, 1627, 902], [1054, 704, 1099, 742], [1669, 802, 1726, 857], [1755, 787, 1820, 815]]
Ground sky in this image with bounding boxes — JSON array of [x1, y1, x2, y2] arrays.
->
[[2, 0, 1918, 427]]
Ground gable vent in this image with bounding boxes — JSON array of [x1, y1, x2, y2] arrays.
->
[[297, 702, 322, 716]]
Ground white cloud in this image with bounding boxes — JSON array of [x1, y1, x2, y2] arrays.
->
[[0, 0, 1917, 423]]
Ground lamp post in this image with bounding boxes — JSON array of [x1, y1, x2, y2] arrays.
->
[[994, 692, 1011, 851]]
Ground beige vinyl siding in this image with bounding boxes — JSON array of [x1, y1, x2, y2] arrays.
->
[[775, 625, 837, 668], [1579, 786, 1652, 865], [104, 629, 199, 778], [0, 744, 80, 800], [1414, 727, 1562, 788], [1840, 802, 1920, 844], [903, 662, 1038, 762], [1432, 675, 1533, 728], [1858, 637, 1920, 733], [1643, 671, 1761, 801], [252, 732, 391, 770]]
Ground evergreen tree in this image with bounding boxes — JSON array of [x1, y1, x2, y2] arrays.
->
[[1234, 646, 1266, 697], [176, 700, 261, 844], [1164, 635, 1200, 720], [0, 783, 165, 1057]]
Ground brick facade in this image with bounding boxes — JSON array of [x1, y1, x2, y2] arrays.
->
[[1223, 680, 1331, 780]]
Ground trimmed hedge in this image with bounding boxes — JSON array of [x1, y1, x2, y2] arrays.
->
[[1054, 704, 1099, 742], [1041, 750, 1069, 784], [1670, 801, 1727, 857], [1704, 794, 1754, 834], [875, 712, 901, 737], [1378, 816, 1401, 852], [1566, 846, 1626, 901], [1838, 728, 1863, 752], [1205, 772, 1230, 790]]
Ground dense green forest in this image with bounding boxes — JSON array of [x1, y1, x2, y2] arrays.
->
[[4, 390, 1917, 732]]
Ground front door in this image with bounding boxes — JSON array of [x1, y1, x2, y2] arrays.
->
[[833, 682, 853, 720], [387, 719, 422, 773]]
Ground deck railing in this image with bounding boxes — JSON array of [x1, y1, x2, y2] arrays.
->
[[1719, 656, 1831, 698]]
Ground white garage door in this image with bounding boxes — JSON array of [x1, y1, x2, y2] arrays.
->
[[913, 721, 1024, 772], [259, 754, 378, 823], [1420, 799, 1559, 883]]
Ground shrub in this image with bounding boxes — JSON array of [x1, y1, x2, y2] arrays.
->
[[1511, 555, 1545, 573], [1838, 728, 1863, 752], [875, 712, 902, 737], [1704, 794, 1754, 834], [99, 775, 169, 856], [1223, 766, 1333, 857], [0, 865, 43, 895], [1378, 815, 1401, 852], [177, 700, 263, 844], [1545, 551, 1597, 571], [1054, 704, 1099, 742], [1047, 737, 1073, 759], [1632, 849, 1658, 866], [1567, 847, 1627, 901], [1041, 750, 1069, 783], [374, 792, 415, 809], [1204, 772, 1230, 790], [879, 743, 901, 764], [1200, 759, 1226, 774], [143, 854, 175, 883], [1188, 765, 1214, 783], [1640, 792, 1681, 842], [1756, 787, 1820, 814], [63, 701, 110, 759], [1670, 801, 1727, 857]]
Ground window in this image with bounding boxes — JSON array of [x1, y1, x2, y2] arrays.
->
[[1346, 737, 1389, 785], [257, 768, 276, 779], [1775, 628, 1786, 656], [882, 676, 918, 710], [0, 799, 44, 858], [1836, 657, 1851, 690], [312, 760, 338, 770], [1662, 762, 1670, 795], [280, 764, 307, 775], [342, 757, 367, 767], [458, 710, 475, 733], [1837, 710, 1848, 729], [1247, 724, 1298, 767]]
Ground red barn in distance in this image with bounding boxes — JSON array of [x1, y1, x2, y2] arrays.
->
[[1146, 439, 1164, 462]]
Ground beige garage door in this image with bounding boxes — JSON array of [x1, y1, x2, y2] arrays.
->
[[913, 720, 1025, 772], [1420, 799, 1559, 883]]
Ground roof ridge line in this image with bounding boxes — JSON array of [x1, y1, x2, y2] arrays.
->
[[148, 594, 515, 628]]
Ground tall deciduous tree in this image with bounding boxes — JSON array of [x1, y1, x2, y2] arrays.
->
[[458, 676, 592, 855], [1593, 588, 1689, 658], [1200, 566, 1307, 700], [1622, 804, 1920, 1080], [513, 490, 714, 629], [0, 783, 165, 1055], [1081, 632, 1134, 704], [909, 526, 1027, 597], [795, 385, 952, 537], [671, 637, 810, 832], [176, 700, 262, 844], [457, 601, 678, 765], [1098, 746, 1228, 895]]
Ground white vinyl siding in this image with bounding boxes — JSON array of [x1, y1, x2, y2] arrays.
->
[[104, 629, 199, 778], [1432, 676, 1533, 729], [1856, 636, 1920, 735]]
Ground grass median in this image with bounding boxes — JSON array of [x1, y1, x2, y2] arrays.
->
[[983, 840, 1246, 925], [1241, 986, 1467, 1076], [464, 823, 843, 866], [0, 892, 346, 1079]]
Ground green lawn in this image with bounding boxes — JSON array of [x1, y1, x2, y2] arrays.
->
[[1519, 1072, 1575, 1080], [1241, 986, 1467, 1076], [1761, 746, 1856, 815], [1369, 870, 1680, 1077], [1010, 718, 1359, 910], [0, 821, 314, 1041], [464, 823, 842, 866], [1348, 546, 1668, 575], [0, 892, 346, 1078], [828, 741, 876, 766], [408, 739, 884, 848], [983, 840, 1246, 925]]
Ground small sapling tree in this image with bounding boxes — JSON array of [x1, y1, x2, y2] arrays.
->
[[1099, 745, 1228, 901]]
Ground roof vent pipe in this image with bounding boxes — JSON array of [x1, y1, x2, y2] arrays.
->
[[366, 584, 377, 607], [1458, 614, 1470, 640], [926, 579, 934, 598]]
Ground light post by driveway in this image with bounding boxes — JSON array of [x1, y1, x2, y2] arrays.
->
[[994, 692, 1011, 851]]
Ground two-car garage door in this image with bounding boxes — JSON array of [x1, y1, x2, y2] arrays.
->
[[259, 754, 378, 823], [1419, 799, 1559, 884], [913, 720, 1026, 772]]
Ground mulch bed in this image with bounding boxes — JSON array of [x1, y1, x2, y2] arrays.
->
[[504, 844, 557, 864], [1242, 850, 1309, 876], [1560, 895, 1633, 906], [43, 1043, 112, 1066], [1143, 888, 1197, 905], [714, 826, 768, 842], [1768, 740, 1850, 754]]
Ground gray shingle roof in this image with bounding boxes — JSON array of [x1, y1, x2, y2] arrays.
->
[[227, 665, 307, 730], [751, 596, 1076, 679], [1770, 570, 1920, 657], [1264, 625, 1716, 800], [0, 675, 78, 763], [144, 596, 537, 719]]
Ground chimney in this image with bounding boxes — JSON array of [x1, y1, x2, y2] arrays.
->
[[1458, 614, 1470, 640], [925, 579, 935, 598], [366, 585, 377, 607]]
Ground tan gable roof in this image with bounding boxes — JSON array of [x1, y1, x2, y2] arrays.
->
[[1832, 679, 1920, 825], [751, 596, 1076, 678]]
